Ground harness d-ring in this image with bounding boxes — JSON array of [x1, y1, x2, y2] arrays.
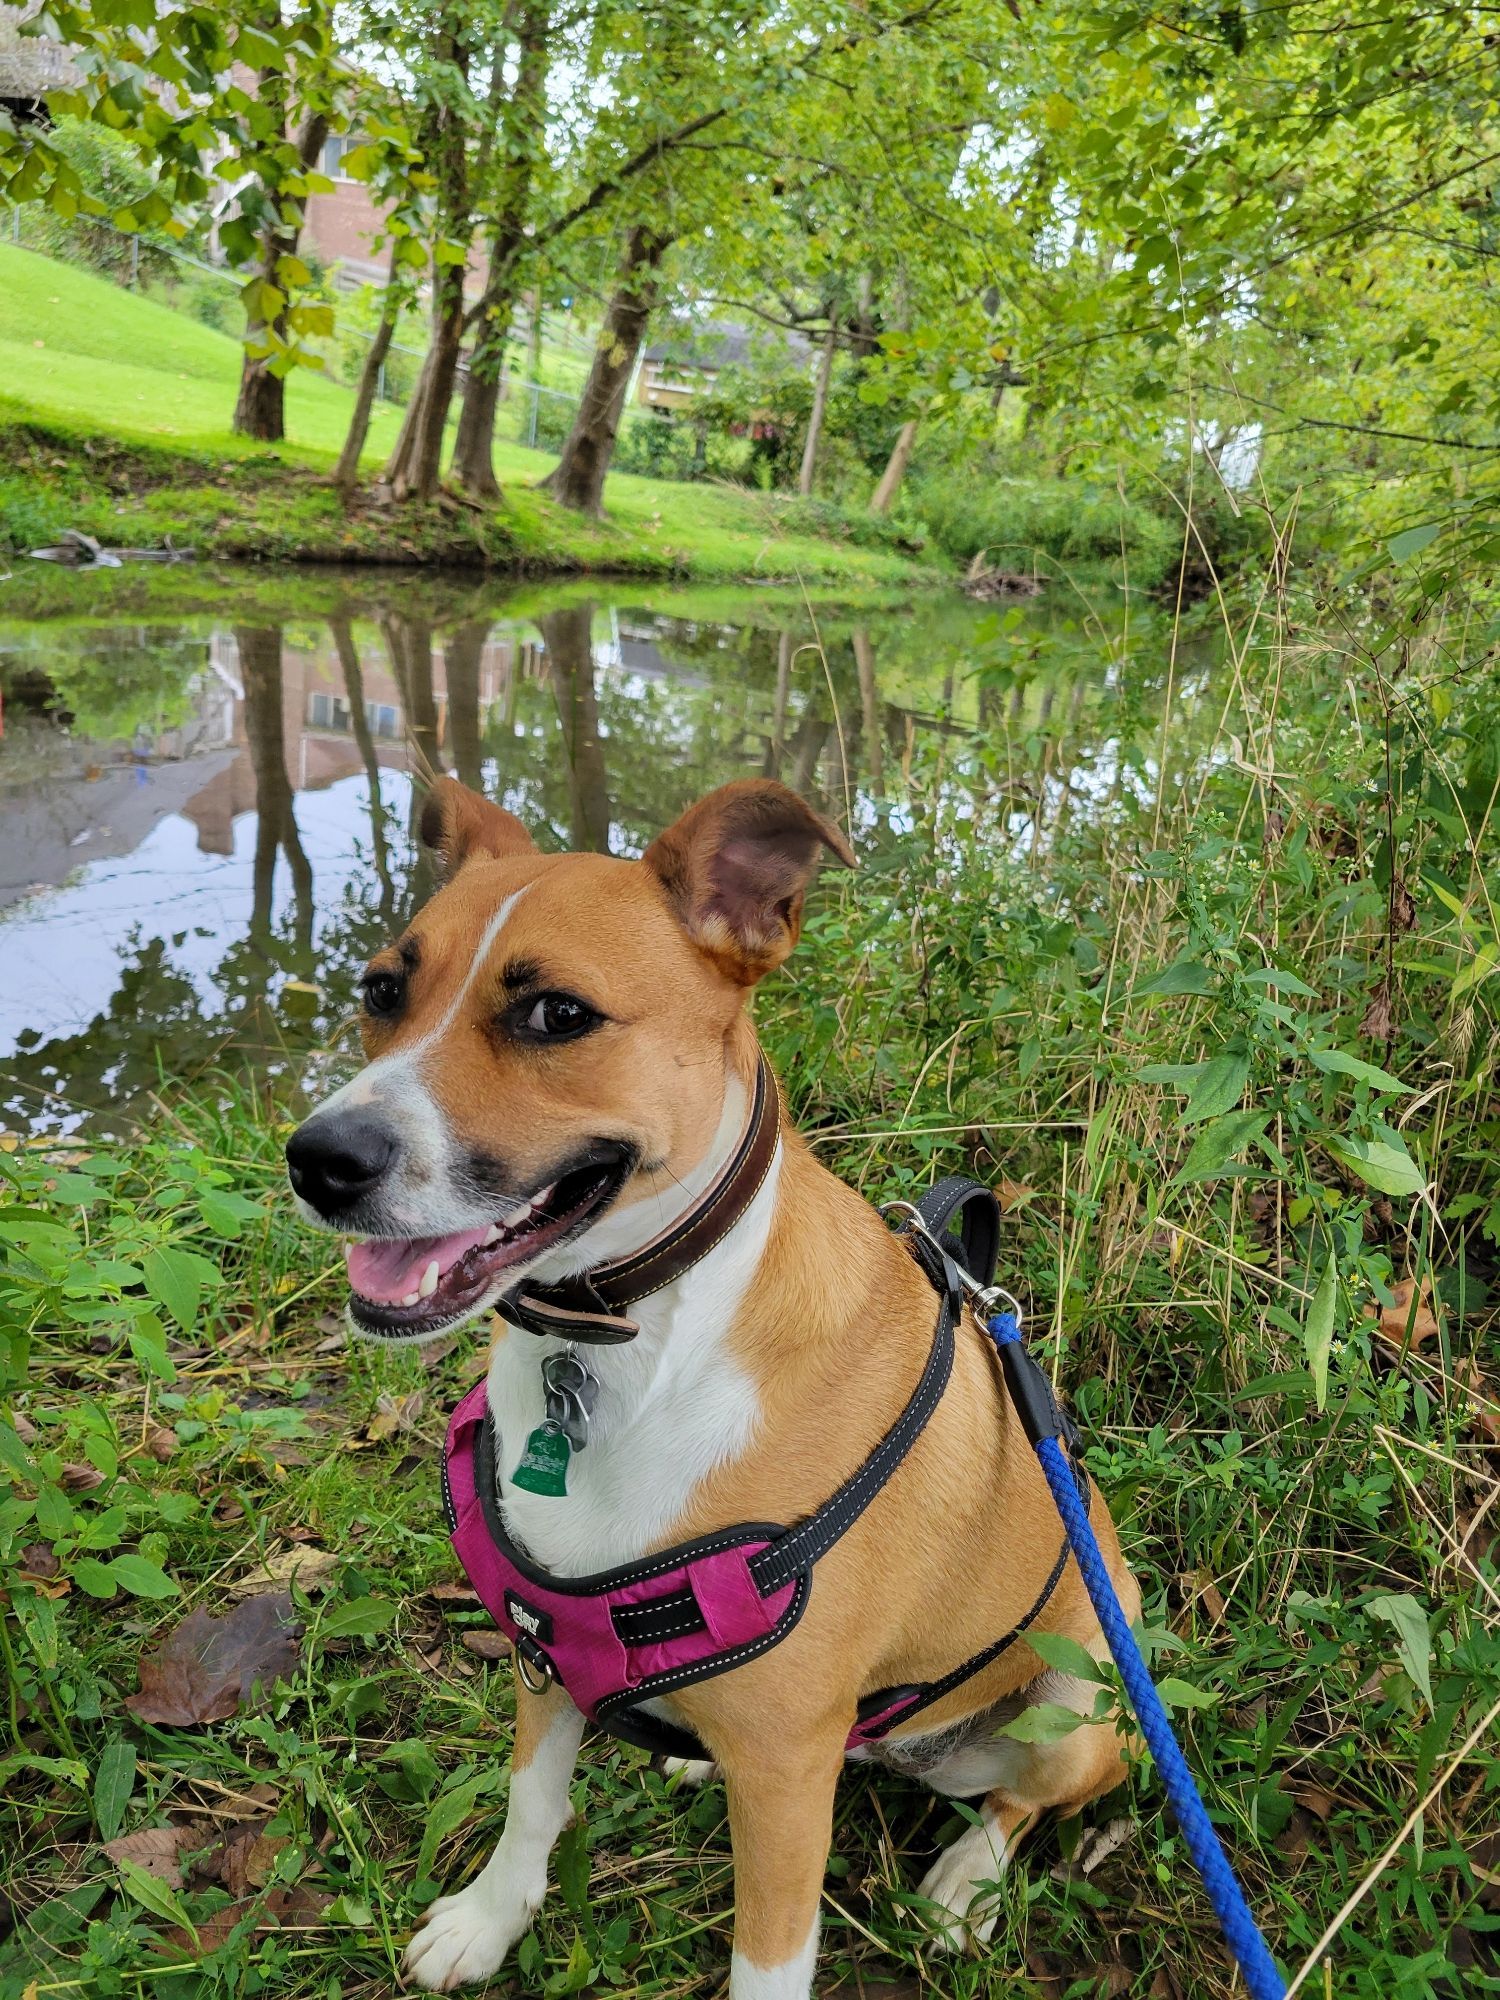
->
[[516, 1642, 555, 1694]]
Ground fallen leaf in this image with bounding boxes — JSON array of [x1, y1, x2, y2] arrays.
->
[[460, 1630, 511, 1660], [59, 1462, 105, 1493], [1078, 1816, 1136, 1875], [1364, 1275, 1439, 1351], [1454, 1360, 1500, 1449], [995, 1178, 1035, 1212], [426, 1582, 481, 1606], [1291, 1783, 1338, 1822], [104, 1824, 212, 1889], [230, 1546, 338, 1598], [126, 1592, 301, 1726], [160, 1882, 330, 1954], [1177, 1569, 1227, 1626], [140, 1424, 178, 1462], [20, 1543, 60, 1579], [361, 1389, 425, 1445], [200, 1822, 288, 1897], [1469, 1829, 1500, 1913], [1275, 1805, 1320, 1864]]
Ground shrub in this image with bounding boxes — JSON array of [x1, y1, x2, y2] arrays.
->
[[767, 492, 924, 554], [15, 117, 174, 285], [613, 412, 754, 484], [912, 465, 1181, 585]]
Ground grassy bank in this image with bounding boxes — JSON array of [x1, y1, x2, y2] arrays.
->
[[2, 562, 1499, 1999], [0, 247, 939, 585]]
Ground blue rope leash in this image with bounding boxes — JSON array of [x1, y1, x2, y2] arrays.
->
[[987, 1310, 1287, 2000]]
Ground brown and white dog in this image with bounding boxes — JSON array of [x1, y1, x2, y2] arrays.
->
[[285, 776, 1139, 1997]]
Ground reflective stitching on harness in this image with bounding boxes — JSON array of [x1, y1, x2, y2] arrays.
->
[[597, 1575, 812, 1709], [446, 1176, 1093, 1764], [627, 1614, 708, 1642]]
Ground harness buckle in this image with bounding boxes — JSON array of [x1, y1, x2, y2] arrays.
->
[[880, 1200, 1025, 1331]]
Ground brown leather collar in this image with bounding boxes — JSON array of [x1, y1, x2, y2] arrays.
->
[[497, 1055, 781, 1345]]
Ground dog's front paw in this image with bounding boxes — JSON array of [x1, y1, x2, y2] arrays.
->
[[916, 1819, 1010, 1952], [658, 1753, 720, 1789], [402, 1880, 535, 1992]]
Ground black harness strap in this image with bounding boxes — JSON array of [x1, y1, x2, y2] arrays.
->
[[472, 1176, 1083, 1762]]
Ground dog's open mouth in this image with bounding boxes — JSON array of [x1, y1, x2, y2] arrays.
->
[[343, 1156, 629, 1339]]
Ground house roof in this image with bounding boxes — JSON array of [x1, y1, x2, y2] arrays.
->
[[643, 318, 810, 373]]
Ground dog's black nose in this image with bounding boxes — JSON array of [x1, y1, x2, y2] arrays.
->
[[286, 1112, 396, 1216]]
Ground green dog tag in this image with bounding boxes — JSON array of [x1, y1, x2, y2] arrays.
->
[[511, 1421, 571, 1497]]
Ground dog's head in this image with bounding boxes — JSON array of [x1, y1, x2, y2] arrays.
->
[[285, 777, 854, 1340]]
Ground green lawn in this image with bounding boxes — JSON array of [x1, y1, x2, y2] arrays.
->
[[1, 244, 405, 462], [0, 245, 937, 585]]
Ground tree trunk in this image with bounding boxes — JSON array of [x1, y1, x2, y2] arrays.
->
[[798, 321, 837, 497], [329, 615, 395, 919], [765, 629, 793, 775], [451, 7, 550, 499], [443, 617, 490, 790], [233, 317, 287, 442], [233, 107, 328, 444], [540, 225, 666, 516], [238, 623, 314, 963], [334, 294, 400, 490], [852, 626, 884, 794], [450, 308, 514, 498], [381, 15, 473, 501], [540, 604, 611, 850], [382, 278, 466, 500], [869, 418, 918, 514]]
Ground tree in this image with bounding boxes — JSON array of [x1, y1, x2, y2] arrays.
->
[[375, 1, 503, 500], [449, 0, 551, 499], [3, 0, 351, 443], [540, 223, 668, 515], [798, 321, 838, 496]]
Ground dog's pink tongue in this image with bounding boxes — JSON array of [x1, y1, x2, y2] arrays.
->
[[346, 1226, 491, 1304]]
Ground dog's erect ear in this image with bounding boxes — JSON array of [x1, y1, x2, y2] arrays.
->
[[419, 777, 536, 878], [643, 779, 855, 985]]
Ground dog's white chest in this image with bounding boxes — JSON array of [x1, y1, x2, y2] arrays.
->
[[484, 1154, 779, 1577]]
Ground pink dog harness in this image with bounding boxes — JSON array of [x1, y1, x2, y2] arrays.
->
[[441, 1178, 1082, 1760]]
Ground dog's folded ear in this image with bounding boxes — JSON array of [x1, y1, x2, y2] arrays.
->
[[420, 777, 536, 877], [643, 779, 855, 985]]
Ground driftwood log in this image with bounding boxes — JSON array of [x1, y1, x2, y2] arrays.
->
[[964, 549, 1042, 600], [30, 528, 197, 567]]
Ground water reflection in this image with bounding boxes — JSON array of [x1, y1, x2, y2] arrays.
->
[[0, 575, 1210, 1131]]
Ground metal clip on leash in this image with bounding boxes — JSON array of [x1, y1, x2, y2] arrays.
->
[[882, 1194, 1287, 2000]]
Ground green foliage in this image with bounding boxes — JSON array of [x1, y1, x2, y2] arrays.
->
[[2, 551, 1500, 1995], [10, 117, 174, 284], [911, 465, 1182, 585]]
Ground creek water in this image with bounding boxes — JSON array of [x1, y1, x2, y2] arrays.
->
[[0, 566, 1211, 1132]]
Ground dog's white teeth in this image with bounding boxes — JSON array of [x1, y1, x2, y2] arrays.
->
[[531, 1184, 555, 1209], [483, 1224, 502, 1246], [401, 1290, 420, 1307], [418, 1259, 440, 1300], [343, 1243, 354, 1262]]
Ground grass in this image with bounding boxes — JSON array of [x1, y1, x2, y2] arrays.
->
[[2, 538, 1499, 1998], [0, 246, 941, 586]]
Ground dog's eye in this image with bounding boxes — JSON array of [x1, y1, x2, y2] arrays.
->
[[362, 971, 404, 1018], [518, 992, 599, 1041]]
